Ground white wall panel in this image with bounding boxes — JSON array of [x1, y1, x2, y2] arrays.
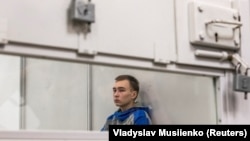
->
[[81, 0, 176, 62], [0, 0, 77, 49]]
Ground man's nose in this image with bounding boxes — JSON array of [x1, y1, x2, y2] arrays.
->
[[114, 91, 119, 96]]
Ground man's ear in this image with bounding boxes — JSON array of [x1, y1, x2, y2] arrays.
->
[[132, 91, 137, 99]]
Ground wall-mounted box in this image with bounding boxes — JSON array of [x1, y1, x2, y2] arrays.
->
[[175, 0, 236, 70], [188, 1, 241, 50]]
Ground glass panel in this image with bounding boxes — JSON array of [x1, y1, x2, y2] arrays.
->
[[0, 54, 20, 130], [0, 54, 218, 131], [24, 58, 88, 130], [92, 65, 217, 130]]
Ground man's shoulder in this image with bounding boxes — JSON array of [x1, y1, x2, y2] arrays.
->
[[106, 113, 116, 120], [132, 107, 152, 124], [132, 107, 151, 116]]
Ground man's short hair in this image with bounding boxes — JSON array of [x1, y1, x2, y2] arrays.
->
[[115, 74, 139, 93]]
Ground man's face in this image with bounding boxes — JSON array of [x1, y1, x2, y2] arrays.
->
[[113, 80, 136, 109]]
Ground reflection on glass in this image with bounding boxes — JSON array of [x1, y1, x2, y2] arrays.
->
[[24, 58, 88, 130], [0, 54, 20, 130]]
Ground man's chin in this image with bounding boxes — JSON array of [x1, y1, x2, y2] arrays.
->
[[115, 103, 122, 107]]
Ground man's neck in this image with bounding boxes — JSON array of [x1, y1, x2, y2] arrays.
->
[[120, 102, 135, 112]]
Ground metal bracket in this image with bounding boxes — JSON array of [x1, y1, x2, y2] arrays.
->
[[229, 53, 249, 75], [195, 49, 229, 61], [78, 47, 97, 56], [194, 49, 250, 99], [153, 45, 170, 65], [0, 18, 8, 44], [205, 19, 242, 30], [77, 33, 97, 56], [194, 50, 249, 74]]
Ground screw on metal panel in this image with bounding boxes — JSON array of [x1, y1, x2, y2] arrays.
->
[[198, 6, 203, 12], [233, 13, 239, 21], [233, 15, 237, 20], [234, 40, 239, 46], [199, 34, 204, 41]]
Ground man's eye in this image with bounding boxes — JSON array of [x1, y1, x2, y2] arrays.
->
[[118, 89, 125, 92], [113, 89, 126, 93]]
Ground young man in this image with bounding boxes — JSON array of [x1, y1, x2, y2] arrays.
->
[[101, 74, 152, 131]]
